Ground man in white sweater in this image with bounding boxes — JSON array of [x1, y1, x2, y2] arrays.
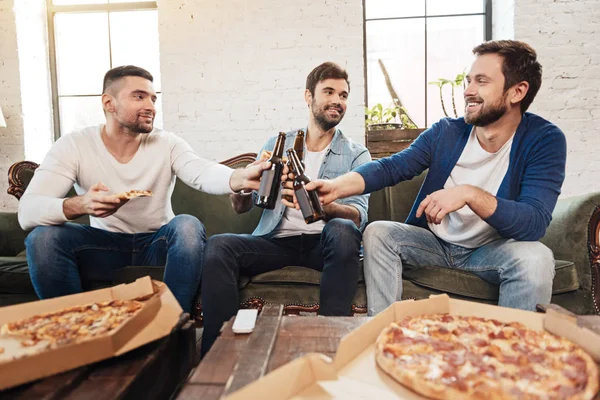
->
[[19, 65, 270, 313]]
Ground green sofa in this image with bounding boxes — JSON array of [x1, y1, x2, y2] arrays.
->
[[3, 155, 600, 316]]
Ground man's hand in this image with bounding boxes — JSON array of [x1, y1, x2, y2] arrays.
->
[[229, 154, 288, 193], [63, 182, 129, 220], [304, 172, 366, 206], [416, 186, 472, 224], [281, 171, 299, 209]]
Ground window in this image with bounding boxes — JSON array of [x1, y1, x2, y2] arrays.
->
[[47, 0, 162, 138], [364, 0, 492, 128]]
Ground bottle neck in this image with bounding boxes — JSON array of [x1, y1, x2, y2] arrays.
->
[[271, 133, 286, 160], [288, 150, 305, 176]]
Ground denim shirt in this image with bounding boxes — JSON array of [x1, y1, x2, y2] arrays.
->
[[252, 128, 372, 236]]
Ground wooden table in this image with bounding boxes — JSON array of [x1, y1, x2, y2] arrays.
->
[[176, 305, 369, 399], [0, 314, 197, 400]]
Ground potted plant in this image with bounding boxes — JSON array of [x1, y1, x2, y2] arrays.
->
[[428, 71, 467, 118], [365, 60, 425, 158]]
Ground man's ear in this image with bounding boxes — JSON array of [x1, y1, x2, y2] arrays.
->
[[101, 93, 115, 113], [510, 81, 529, 106], [304, 89, 312, 108]]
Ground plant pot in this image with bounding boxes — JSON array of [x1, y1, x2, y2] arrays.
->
[[366, 127, 426, 158]]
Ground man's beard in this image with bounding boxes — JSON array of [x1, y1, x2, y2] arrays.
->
[[464, 92, 508, 127], [312, 100, 344, 131], [118, 116, 153, 134]]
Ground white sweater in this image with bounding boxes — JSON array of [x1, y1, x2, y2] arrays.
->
[[18, 125, 234, 233]]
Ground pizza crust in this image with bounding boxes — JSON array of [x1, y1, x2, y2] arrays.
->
[[113, 190, 153, 200]]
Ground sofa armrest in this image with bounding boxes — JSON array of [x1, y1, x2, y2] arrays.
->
[[0, 212, 27, 256], [540, 192, 600, 314]]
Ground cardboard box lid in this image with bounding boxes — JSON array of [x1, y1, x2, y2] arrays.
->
[[224, 295, 599, 400], [0, 277, 182, 390]]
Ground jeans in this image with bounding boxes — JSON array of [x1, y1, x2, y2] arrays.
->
[[200, 218, 362, 357], [25, 214, 206, 313], [363, 221, 555, 316]]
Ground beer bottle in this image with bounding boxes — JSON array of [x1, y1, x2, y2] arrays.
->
[[256, 132, 286, 209], [286, 148, 325, 224], [283, 129, 305, 203]]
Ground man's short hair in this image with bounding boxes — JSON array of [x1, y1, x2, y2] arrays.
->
[[306, 62, 350, 96], [102, 65, 154, 94], [472, 40, 542, 113]]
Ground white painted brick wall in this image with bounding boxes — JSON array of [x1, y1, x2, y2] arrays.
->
[[0, 0, 25, 212], [515, 0, 600, 197], [158, 0, 365, 161]]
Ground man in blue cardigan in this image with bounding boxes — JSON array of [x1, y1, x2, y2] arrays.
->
[[307, 40, 567, 315]]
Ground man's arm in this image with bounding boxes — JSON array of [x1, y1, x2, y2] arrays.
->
[[170, 135, 270, 195], [416, 185, 497, 224]]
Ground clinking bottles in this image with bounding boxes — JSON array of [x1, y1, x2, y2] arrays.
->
[[283, 129, 305, 203], [256, 132, 286, 209], [287, 148, 325, 224]]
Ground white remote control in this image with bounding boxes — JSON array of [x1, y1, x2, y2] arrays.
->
[[232, 309, 259, 334]]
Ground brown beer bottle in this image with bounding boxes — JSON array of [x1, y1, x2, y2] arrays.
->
[[256, 132, 286, 209], [286, 148, 325, 224], [283, 129, 305, 203]]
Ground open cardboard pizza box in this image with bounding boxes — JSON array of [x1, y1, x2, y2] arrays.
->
[[0, 276, 182, 390], [224, 294, 600, 400]]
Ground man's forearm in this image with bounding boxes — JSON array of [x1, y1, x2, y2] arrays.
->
[[323, 202, 361, 228], [230, 193, 254, 214], [465, 185, 497, 219], [63, 196, 86, 220], [332, 172, 366, 198]]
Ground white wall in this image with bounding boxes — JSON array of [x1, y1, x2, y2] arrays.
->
[[158, 0, 365, 160], [1, 0, 599, 212], [513, 0, 600, 197], [0, 0, 25, 212]]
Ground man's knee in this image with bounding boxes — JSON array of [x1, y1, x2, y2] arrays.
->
[[322, 218, 360, 245], [203, 234, 238, 267], [507, 242, 555, 287], [168, 215, 206, 243], [363, 221, 395, 248], [25, 225, 68, 258]]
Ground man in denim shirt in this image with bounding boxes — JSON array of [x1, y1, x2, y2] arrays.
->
[[201, 62, 371, 356]]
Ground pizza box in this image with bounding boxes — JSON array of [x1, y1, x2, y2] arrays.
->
[[0, 276, 182, 390], [224, 294, 600, 400]]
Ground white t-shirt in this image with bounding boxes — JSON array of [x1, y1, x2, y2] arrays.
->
[[272, 146, 329, 238], [18, 125, 235, 233], [429, 128, 514, 248]]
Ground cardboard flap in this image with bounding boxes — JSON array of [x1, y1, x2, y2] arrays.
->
[[115, 281, 182, 355], [110, 276, 155, 300], [224, 353, 335, 400], [544, 309, 600, 362], [317, 376, 400, 399]]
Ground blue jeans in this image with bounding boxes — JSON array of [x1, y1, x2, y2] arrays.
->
[[25, 215, 206, 313], [363, 221, 555, 316], [200, 218, 362, 357]]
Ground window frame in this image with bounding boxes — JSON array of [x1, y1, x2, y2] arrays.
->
[[46, 0, 158, 140], [362, 0, 493, 127]]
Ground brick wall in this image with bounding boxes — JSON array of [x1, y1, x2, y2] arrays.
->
[[158, 0, 365, 161], [0, 0, 25, 212], [514, 0, 600, 197]]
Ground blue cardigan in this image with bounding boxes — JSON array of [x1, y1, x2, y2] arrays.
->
[[355, 113, 567, 241]]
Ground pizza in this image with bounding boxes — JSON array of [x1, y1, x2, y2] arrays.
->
[[375, 314, 599, 399], [113, 189, 153, 200], [1, 300, 143, 348]]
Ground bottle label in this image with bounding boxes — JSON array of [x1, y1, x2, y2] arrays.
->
[[295, 188, 313, 219], [257, 167, 276, 197]]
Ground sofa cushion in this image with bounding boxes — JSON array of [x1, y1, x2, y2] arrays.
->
[[0, 257, 34, 294], [248, 259, 578, 300], [250, 265, 366, 285], [113, 266, 250, 289]]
